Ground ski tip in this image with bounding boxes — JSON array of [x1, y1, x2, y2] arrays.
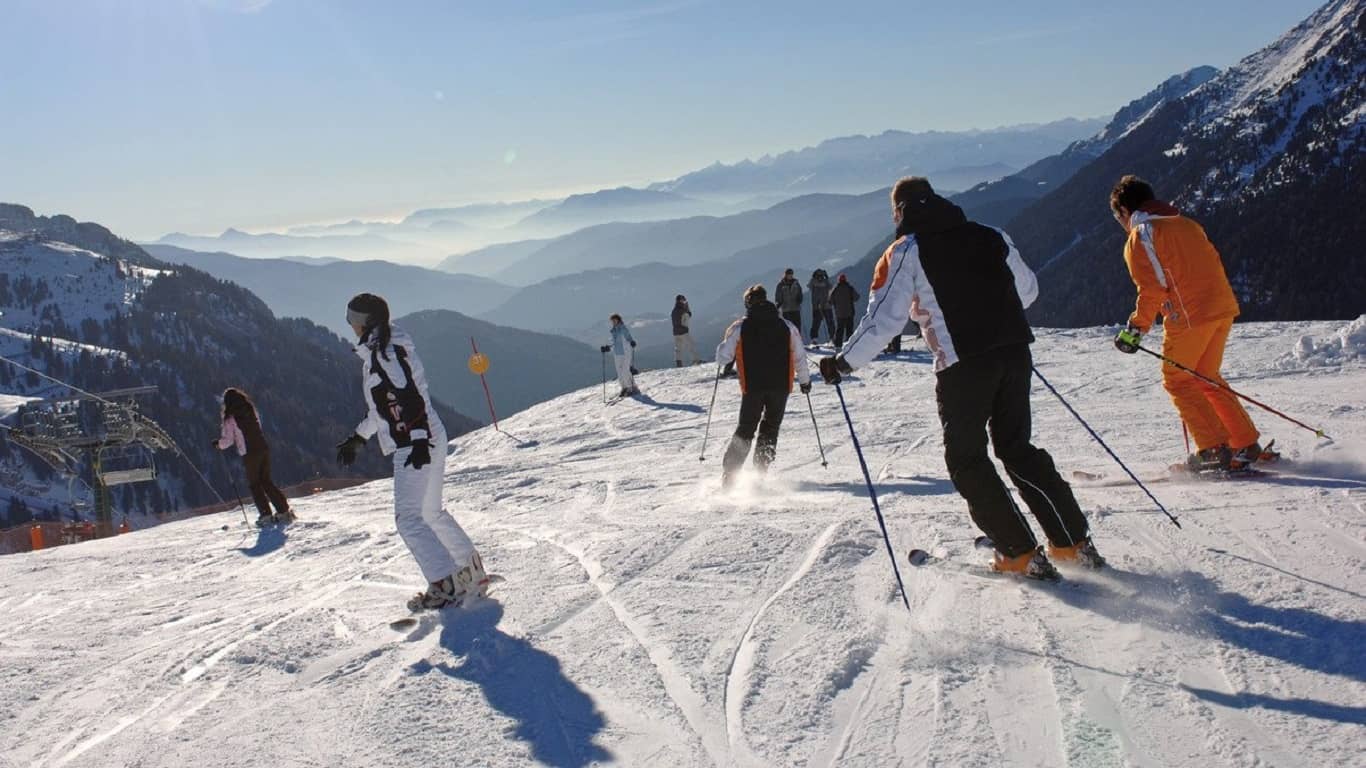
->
[[907, 549, 931, 566], [389, 617, 419, 631], [1071, 470, 1103, 481], [973, 535, 994, 550], [486, 574, 506, 584]]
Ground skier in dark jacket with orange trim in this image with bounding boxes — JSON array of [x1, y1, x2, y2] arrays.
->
[[714, 285, 811, 489], [818, 177, 1102, 580]]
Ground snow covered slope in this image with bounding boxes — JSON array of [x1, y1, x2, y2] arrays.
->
[[2, 321, 1363, 767]]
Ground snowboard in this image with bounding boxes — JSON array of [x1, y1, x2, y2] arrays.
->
[[390, 574, 505, 630]]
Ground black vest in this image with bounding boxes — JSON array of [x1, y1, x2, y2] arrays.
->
[[739, 301, 793, 392]]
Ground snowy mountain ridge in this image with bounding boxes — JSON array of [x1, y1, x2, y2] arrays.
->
[[1002, 0, 1366, 327], [2, 320, 1362, 767], [0, 210, 476, 528], [1183, 0, 1365, 199], [0, 230, 163, 337]]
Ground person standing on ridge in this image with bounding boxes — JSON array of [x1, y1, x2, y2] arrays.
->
[[817, 177, 1102, 580], [671, 295, 701, 367], [600, 313, 640, 397], [335, 293, 491, 611], [774, 268, 804, 342], [807, 268, 835, 345], [1109, 175, 1271, 473], [830, 273, 860, 351], [214, 387, 292, 527], [715, 284, 811, 489]]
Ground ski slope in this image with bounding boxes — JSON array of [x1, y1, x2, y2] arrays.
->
[[1, 321, 1363, 768]]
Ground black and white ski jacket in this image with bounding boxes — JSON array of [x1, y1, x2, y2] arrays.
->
[[353, 325, 444, 455], [840, 196, 1038, 373]]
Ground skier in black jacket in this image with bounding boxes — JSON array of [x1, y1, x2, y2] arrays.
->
[[715, 285, 811, 489], [774, 268, 804, 340], [818, 177, 1103, 579], [830, 274, 859, 351]]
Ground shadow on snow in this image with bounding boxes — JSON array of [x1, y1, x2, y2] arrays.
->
[[235, 526, 287, 557], [1040, 566, 1365, 725], [410, 601, 612, 768]]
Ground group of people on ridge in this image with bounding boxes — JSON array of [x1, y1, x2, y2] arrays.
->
[[217, 171, 1271, 598]]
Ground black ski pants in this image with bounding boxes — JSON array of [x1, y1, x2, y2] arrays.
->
[[833, 316, 855, 349], [810, 307, 835, 342], [781, 310, 803, 337], [722, 389, 790, 476], [244, 450, 290, 517], [936, 344, 1088, 558]]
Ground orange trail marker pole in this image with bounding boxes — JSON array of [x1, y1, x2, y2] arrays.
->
[[469, 337, 499, 431]]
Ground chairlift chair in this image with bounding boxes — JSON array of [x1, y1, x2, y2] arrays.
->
[[96, 443, 157, 486]]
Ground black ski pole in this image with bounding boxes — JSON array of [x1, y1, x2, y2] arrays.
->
[[698, 366, 722, 461], [1134, 343, 1330, 440], [1032, 366, 1180, 528], [834, 383, 910, 612], [219, 450, 251, 527], [805, 390, 828, 468]]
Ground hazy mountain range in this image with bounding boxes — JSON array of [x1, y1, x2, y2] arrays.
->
[[148, 118, 1105, 271], [144, 244, 516, 337]]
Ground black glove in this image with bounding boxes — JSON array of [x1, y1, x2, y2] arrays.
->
[[818, 356, 851, 385], [336, 434, 366, 466], [629, 340, 637, 348], [600, 345, 611, 353], [404, 439, 432, 470], [1113, 326, 1142, 354], [799, 381, 812, 395]]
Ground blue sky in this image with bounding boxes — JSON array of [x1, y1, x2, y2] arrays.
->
[[1, 0, 1327, 239]]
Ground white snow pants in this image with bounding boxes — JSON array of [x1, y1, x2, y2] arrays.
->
[[392, 428, 476, 583], [614, 351, 636, 391], [673, 333, 699, 364]]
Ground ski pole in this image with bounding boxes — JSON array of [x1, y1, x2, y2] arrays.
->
[[1135, 343, 1330, 440], [834, 383, 910, 612], [601, 350, 608, 404], [805, 390, 828, 468], [698, 366, 722, 461], [1031, 366, 1180, 528], [219, 451, 251, 527]]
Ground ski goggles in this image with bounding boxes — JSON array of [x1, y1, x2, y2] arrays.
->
[[346, 308, 370, 327]]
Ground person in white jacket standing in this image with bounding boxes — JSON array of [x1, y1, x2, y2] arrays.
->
[[600, 313, 640, 398], [335, 293, 490, 611]]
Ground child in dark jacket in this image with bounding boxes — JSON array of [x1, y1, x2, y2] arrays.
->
[[215, 388, 292, 526]]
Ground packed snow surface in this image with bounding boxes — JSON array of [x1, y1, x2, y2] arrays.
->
[[2, 322, 1363, 767]]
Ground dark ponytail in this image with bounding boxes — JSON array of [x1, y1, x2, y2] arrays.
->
[[347, 293, 392, 360]]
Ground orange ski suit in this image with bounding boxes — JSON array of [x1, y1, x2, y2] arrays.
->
[[1122, 202, 1258, 451]]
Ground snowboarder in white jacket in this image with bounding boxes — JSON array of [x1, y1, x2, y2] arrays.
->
[[335, 293, 490, 610], [600, 314, 640, 397]]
